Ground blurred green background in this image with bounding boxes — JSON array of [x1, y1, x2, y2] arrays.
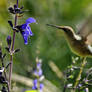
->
[[0, 0, 92, 92]]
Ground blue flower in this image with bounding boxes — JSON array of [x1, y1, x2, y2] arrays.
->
[[34, 69, 42, 77], [38, 69, 42, 76], [20, 17, 36, 44], [40, 83, 44, 92], [32, 79, 38, 90], [37, 62, 42, 69]]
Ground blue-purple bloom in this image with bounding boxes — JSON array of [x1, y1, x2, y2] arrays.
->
[[32, 79, 38, 90], [34, 69, 42, 77], [34, 61, 42, 77], [40, 83, 44, 92], [37, 62, 42, 69], [20, 17, 36, 44], [32, 58, 44, 92]]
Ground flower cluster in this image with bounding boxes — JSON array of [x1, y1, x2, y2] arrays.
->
[[8, 4, 24, 14], [8, 4, 37, 45], [32, 58, 44, 92], [8, 17, 37, 45]]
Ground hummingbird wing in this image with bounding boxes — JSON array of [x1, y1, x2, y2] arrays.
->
[[85, 33, 92, 45], [77, 16, 92, 41]]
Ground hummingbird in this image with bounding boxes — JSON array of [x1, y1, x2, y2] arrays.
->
[[47, 17, 92, 57]]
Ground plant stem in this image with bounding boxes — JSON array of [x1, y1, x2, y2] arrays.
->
[[72, 57, 87, 92], [9, 0, 19, 91]]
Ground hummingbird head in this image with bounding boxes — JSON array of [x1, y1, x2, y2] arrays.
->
[[47, 24, 82, 40]]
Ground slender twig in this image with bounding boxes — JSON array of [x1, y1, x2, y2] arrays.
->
[[9, 0, 19, 91], [72, 57, 87, 92]]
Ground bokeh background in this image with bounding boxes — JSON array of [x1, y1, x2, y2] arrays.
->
[[0, 0, 92, 92]]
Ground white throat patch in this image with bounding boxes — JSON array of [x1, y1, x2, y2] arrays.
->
[[74, 34, 82, 40]]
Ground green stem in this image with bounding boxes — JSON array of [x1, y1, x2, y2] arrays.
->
[[9, 0, 19, 91], [72, 57, 87, 92]]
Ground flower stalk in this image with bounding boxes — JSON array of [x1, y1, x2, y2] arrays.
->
[[9, 0, 19, 91], [72, 57, 87, 92]]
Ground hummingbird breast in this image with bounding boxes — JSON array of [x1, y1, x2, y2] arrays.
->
[[64, 32, 92, 57]]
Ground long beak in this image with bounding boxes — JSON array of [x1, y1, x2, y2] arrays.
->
[[47, 24, 74, 33], [47, 24, 63, 29]]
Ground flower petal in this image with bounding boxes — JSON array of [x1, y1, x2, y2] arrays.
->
[[32, 79, 38, 90], [40, 83, 44, 90], [26, 17, 36, 24], [38, 69, 42, 76], [21, 31, 29, 45], [40, 83, 44, 92], [21, 23, 27, 30], [37, 62, 41, 69], [26, 25, 33, 36]]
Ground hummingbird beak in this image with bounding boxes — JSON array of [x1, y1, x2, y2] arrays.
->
[[47, 24, 63, 29]]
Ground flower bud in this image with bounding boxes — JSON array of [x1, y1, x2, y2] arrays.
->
[[8, 20, 13, 28], [7, 35, 11, 48], [1, 86, 7, 92]]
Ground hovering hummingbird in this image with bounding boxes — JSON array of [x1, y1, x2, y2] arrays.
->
[[47, 17, 92, 57]]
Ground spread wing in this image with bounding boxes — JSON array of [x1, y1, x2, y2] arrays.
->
[[77, 16, 92, 40], [85, 33, 92, 45]]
